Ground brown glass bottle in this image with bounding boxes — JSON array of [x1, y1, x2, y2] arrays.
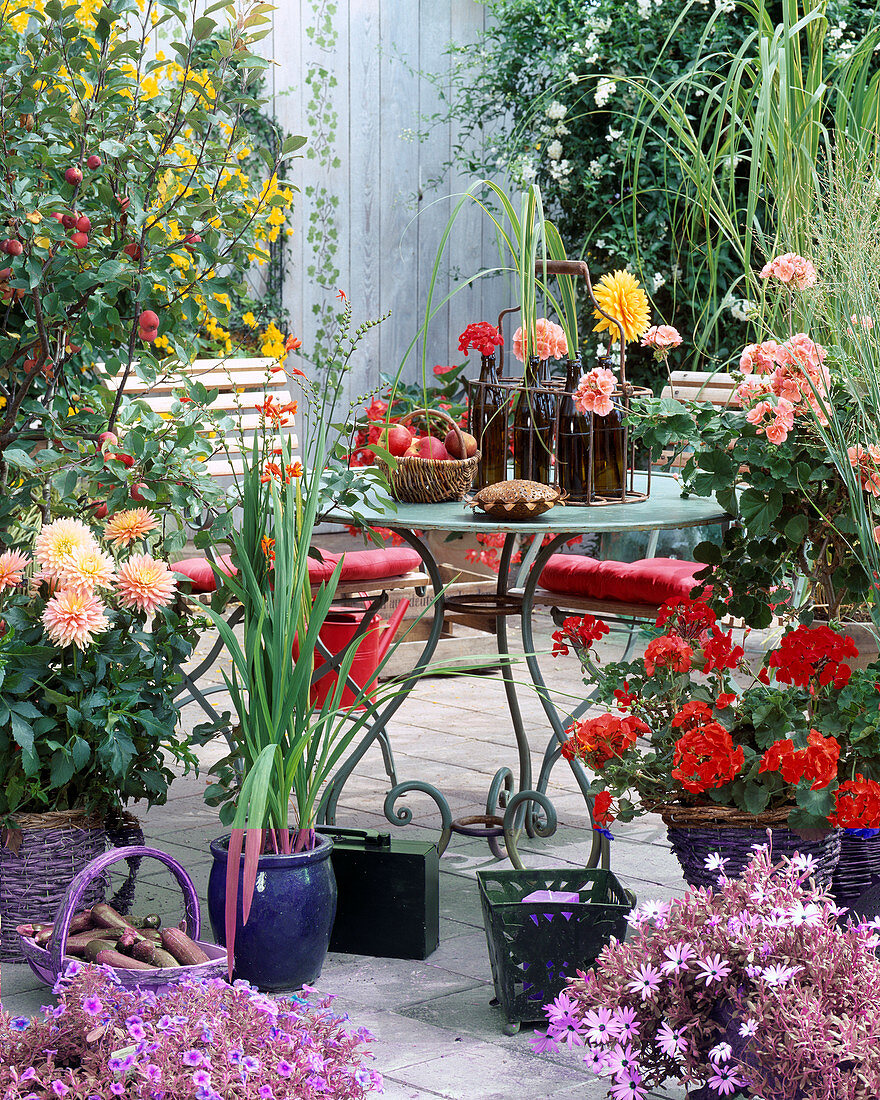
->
[[591, 356, 625, 497], [513, 356, 553, 483], [556, 355, 592, 503], [471, 354, 507, 488]]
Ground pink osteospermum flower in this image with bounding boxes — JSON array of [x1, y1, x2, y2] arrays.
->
[[660, 941, 696, 975], [695, 953, 731, 985], [57, 545, 116, 596], [34, 518, 97, 575], [656, 1021, 688, 1056], [42, 589, 109, 649], [610, 1073, 647, 1100], [626, 963, 662, 1000], [612, 1005, 641, 1039], [103, 508, 158, 546], [0, 549, 30, 590], [707, 1065, 747, 1096], [115, 554, 177, 617], [582, 1006, 621, 1045]]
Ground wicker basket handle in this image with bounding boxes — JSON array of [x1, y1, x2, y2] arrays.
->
[[397, 406, 468, 458], [48, 845, 201, 977]]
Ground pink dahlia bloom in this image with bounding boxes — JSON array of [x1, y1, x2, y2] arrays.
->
[[116, 554, 177, 617], [759, 252, 818, 289], [57, 545, 116, 596], [0, 550, 30, 590], [42, 589, 109, 649], [34, 518, 97, 576], [574, 367, 617, 417]]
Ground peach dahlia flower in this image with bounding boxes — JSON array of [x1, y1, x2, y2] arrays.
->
[[103, 508, 159, 546], [42, 589, 109, 649], [57, 545, 116, 596], [115, 554, 177, 617], [34, 518, 96, 575], [0, 550, 30, 590]]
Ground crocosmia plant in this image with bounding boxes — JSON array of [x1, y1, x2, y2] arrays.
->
[[0, 965, 382, 1099], [534, 845, 880, 1099], [553, 596, 880, 834], [0, 512, 196, 819]]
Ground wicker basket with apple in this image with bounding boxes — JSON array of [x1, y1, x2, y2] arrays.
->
[[379, 407, 480, 503]]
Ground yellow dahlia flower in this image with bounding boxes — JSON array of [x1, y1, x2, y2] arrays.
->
[[592, 269, 651, 344], [57, 545, 116, 596], [34, 518, 97, 576]]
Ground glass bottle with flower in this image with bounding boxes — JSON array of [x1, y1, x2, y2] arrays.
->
[[459, 321, 506, 488], [550, 593, 880, 885], [0, 510, 197, 822]]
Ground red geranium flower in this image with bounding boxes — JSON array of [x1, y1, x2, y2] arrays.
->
[[767, 624, 858, 690], [644, 634, 693, 676], [655, 596, 717, 640], [562, 713, 647, 768], [759, 730, 840, 790], [672, 722, 744, 793], [670, 700, 715, 733], [458, 321, 503, 358], [592, 790, 615, 827], [701, 627, 744, 673], [831, 774, 880, 828], [551, 614, 611, 657]]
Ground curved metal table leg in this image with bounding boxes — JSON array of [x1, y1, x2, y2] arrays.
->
[[519, 532, 606, 870], [384, 781, 453, 856], [317, 529, 447, 826]]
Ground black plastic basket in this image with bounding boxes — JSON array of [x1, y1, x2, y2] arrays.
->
[[477, 867, 635, 1033]]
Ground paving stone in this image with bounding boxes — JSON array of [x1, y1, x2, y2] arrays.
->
[[315, 954, 489, 1011]]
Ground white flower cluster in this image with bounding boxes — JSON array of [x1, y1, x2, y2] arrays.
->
[[606, 127, 623, 143], [721, 291, 758, 322], [588, 159, 604, 177], [594, 78, 617, 107], [714, 0, 735, 12], [651, 271, 666, 292], [548, 159, 574, 183], [545, 99, 568, 121], [546, 139, 563, 161]]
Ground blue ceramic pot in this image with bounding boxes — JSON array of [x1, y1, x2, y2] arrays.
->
[[207, 833, 337, 992]]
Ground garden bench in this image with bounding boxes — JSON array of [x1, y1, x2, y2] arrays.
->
[[105, 357, 430, 729]]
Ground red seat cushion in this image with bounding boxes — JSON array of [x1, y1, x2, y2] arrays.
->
[[538, 555, 704, 606], [174, 546, 423, 594]]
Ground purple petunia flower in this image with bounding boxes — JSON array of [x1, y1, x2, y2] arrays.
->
[[241, 1054, 261, 1072], [275, 1059, 294, 1077], [50, 1083, 69, 1098], [145, 1065, 162, 1082], [10, 1016, 30, 1030], [259, 1087, 275, 1100], [181, 1049, 204, 1067], [110, 1084, 125, 1096], [192, 1069, 212, 1088], [81, 996, 103, 1016]]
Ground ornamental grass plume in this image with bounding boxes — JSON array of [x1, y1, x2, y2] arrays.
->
[[592, 270, 651, 344], [535, 845, 880, 1100], [0, 967, 383, 1099]]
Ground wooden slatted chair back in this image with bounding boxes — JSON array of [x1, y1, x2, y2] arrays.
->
[[105, 357, 297, 479]]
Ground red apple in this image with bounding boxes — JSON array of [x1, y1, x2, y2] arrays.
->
[[0, 268, 12, 280], [71, 231, 88, 249], [91, 501, 108, 519], [130, 483, 147, 502], [75, 215, 91, 233], [50, 212, 64, 223], [115, 193, 130, 212], [139, 309, 159, 329], [382, 423, 414, 457], [444, 427, 477, 459], [86, 154, 102, 169], [65, 166, 82, 185], [61, 213, 76, 229], [4, 240, 22, 256], [406, 435, 450, 461], [122, 241, 141, 261], [105, 452, 134, 468], [96, 431, 118, 452], [139, 327, 157, 343]]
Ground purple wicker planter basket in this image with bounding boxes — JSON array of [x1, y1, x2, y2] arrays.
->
[[17, 846, 227, 991], [831, 830, 880, 907], [0, 810, 107, 961], [666, 823, 841, 890]]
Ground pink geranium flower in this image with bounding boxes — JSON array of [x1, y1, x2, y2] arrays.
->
[[641, 325, 683, 362], [574, 367, 617, 417], [759, 252, 818, 289], [512, 317, 568, 362], [739, 340, 778, 375]]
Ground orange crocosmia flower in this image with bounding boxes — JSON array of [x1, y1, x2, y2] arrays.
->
[[284, 335, 302, 352], [261, 536, 276, 561], [261, 461, 282, 483], [336, 288, 347, 301], [285, 462, 303, 481]]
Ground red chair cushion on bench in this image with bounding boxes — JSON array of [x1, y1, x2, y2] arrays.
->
[[174, 546, 423, 594], [539, 554, 704, 606]]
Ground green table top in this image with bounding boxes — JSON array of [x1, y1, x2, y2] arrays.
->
[[329, 473, 728, 535]]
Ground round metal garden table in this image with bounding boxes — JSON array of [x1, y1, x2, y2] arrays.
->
[[323, 472, 728, 869]]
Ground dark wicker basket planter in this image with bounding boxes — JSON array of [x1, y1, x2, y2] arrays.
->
[[657, 803, 842, 890], [831, 829, 880, 908], [0, 810, 107, 961]]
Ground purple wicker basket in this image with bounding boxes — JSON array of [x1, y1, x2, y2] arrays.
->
[[667, 824, 841, 890], [831, 830, 880, 907], [17, 846, 227, 991]]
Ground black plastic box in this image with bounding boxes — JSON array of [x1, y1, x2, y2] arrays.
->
[[323, 827, 440, 960]]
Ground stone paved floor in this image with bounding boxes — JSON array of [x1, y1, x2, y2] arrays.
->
[[0, 605, 710, 1099]]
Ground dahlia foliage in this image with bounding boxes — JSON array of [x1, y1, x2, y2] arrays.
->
[[553, 595, 880, 834]]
